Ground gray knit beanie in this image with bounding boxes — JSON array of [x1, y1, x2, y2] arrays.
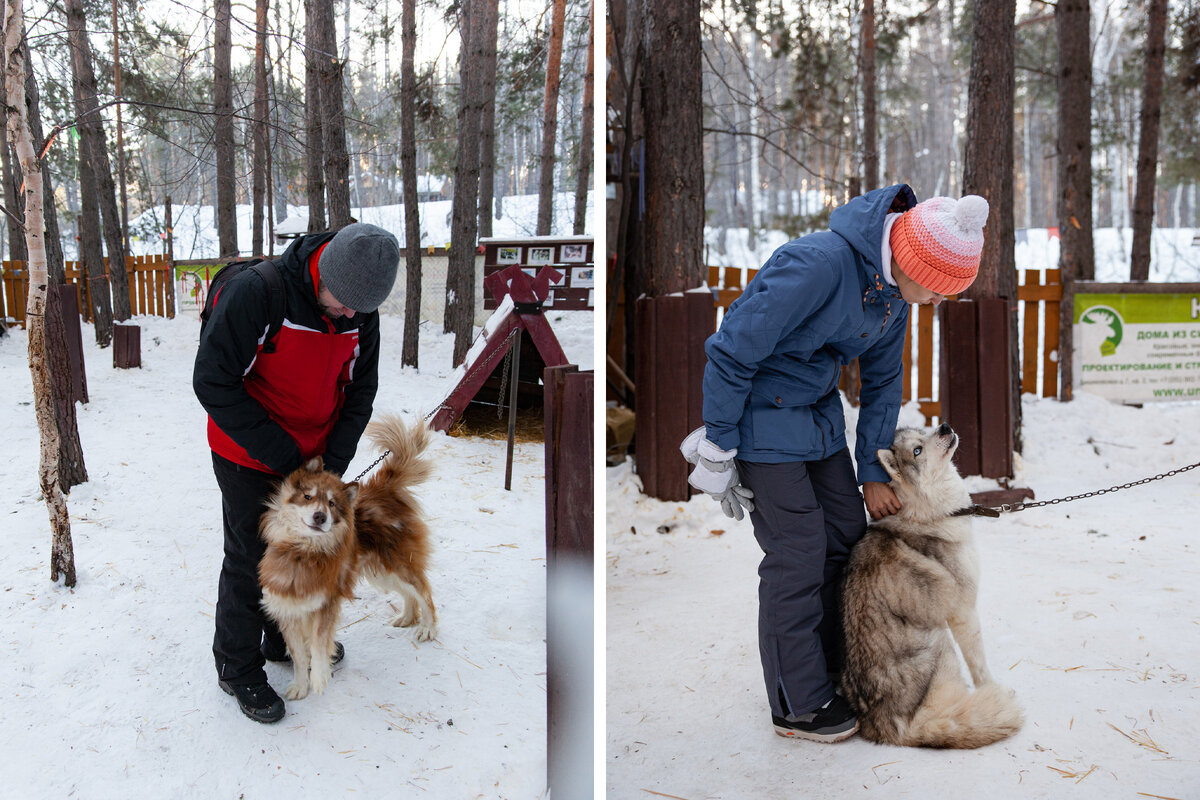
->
[[318, 223, 401, 312]]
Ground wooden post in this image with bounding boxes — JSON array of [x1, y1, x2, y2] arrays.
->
[[112, 322, 140, 368], [940, 298, 1014, 479], [941, 301, 982, 476], [53, 284, 88, 403], [634, 293, 709, 501], [544, 365, 592, 799], [165, 198, 176, 318], [503, 328, 522, 491]]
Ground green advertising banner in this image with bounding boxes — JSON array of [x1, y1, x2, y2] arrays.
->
[[1074, 291, 1200, 402]]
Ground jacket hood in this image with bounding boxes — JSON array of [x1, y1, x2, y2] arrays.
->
[[828, 184, 918, 273], [276, 231, 339, 290]]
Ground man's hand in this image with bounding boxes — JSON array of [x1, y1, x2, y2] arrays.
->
[[863, 481, 901, 520]]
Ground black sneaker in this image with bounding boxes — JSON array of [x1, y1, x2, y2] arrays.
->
[[219, 680, 285, 724], [772, 694, 859, 742], [262, 641, 345, 666]]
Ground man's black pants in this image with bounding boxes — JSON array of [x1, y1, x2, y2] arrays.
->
[[211, 453, 287, 686]]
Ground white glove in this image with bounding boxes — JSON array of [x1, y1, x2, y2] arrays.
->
[[679, 427, 756, 520]]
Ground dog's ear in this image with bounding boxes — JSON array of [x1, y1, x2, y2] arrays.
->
[[305, 456, 324, 472], [877, 448, 899, 481], [342, 482, 359, 503]]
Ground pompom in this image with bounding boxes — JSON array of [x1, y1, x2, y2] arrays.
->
[[954, 195, 989, 233]]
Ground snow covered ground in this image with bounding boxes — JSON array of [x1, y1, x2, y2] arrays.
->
[[607, 389, 1200, 798], [0, 307, 592, 797]]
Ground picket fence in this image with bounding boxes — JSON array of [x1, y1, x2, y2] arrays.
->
[[1, 255, 174, 327], [707, 265, 1064, 423]]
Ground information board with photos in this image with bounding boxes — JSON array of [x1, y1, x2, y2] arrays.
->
[[481, 236, 594, 311]]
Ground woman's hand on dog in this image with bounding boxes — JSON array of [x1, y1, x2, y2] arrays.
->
[[863, 481, 902, 520]]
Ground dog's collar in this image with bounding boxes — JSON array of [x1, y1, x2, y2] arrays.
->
[[950, 504, 1001, 518]]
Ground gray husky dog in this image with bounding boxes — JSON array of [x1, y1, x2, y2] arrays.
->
[[841, 423, 1023, 748]]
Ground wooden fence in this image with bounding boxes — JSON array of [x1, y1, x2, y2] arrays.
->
[[1, 255, 174, 327], [708, 265, 1064, 424]]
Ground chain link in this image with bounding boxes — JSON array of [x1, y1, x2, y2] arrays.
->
[[351, 327, 522, 484], [994, 460, 1200, 514]]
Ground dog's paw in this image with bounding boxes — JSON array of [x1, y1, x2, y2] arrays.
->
[[284, 681, 309, 700], [388, 609, 419, 628], [310, 664, 332, 694], [412, 621, 438, 642]]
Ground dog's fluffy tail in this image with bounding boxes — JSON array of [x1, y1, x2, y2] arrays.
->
[[363, 415, 433, 489], [902, 682, 1024, 749]]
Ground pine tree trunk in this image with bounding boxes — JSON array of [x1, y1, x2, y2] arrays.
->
[[66, 1, 113, 347], [213, 0, 237, 257], [445, 0, 485, 365], [861, 0, 878, 192], [642, 0, 704, 297], [962, 0, 1020, 454], [304, 0, 326, 232], [476, 0, 499, 238], [67, 0, 132, 319], [1056, 0, 1094, 401], [5, 0, 77, 587], [400, 0, 421, 368], [536, 0, 566, 235], [310, 0, 351, 228], [1130, 0, 1168, 282], [61, 0, 127, 317], [573, 2, 594, 235], [251, 0, 268, 256]]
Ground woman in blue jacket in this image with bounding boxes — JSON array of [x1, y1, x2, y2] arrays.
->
[[684, 184, 989, 741]]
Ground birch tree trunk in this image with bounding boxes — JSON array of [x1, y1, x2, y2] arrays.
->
[[4, 0, 77, 587], [400, 0, 421, 368], [535, 0, 566, 235], [573, 1, 594, 235]]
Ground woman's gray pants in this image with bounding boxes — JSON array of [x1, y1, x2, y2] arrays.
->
[[738, 449, 867, 718]]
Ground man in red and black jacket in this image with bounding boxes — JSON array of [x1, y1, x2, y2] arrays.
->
[[193, 222, 400, 723]]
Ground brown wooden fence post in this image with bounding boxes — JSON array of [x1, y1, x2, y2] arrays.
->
[[543, 365, 593, 799], [940, 298, 1014, 479], [634, 290, 714, 501]]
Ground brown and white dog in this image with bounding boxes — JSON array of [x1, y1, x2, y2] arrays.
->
[[258, 415, 437, 700]]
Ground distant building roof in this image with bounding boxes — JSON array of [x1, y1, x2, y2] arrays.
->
[[275, 214, 309, 237]]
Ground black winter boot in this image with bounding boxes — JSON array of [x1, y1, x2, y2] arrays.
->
[[219, 680, 285, 723]]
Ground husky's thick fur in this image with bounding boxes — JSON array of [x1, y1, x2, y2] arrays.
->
[[258, 416, 436, 700], [841, 423, 1022, 748]]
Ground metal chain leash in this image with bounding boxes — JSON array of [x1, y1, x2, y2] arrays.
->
[[351, 327, 522, 484], [495, 341, 514, 420], [978, 459, 1200, 516]]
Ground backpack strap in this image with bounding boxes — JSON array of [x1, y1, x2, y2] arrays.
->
[[248, 259, 284, 353]]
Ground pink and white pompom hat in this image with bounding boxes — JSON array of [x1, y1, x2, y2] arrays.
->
[[889, 195, 989, 295]]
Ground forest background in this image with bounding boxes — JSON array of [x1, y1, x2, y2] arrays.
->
[[690, 0, 1200, 252], [4, 0, 592, 260]]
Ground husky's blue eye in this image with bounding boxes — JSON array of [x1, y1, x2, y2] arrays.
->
[[913, 446, 923, 456]]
